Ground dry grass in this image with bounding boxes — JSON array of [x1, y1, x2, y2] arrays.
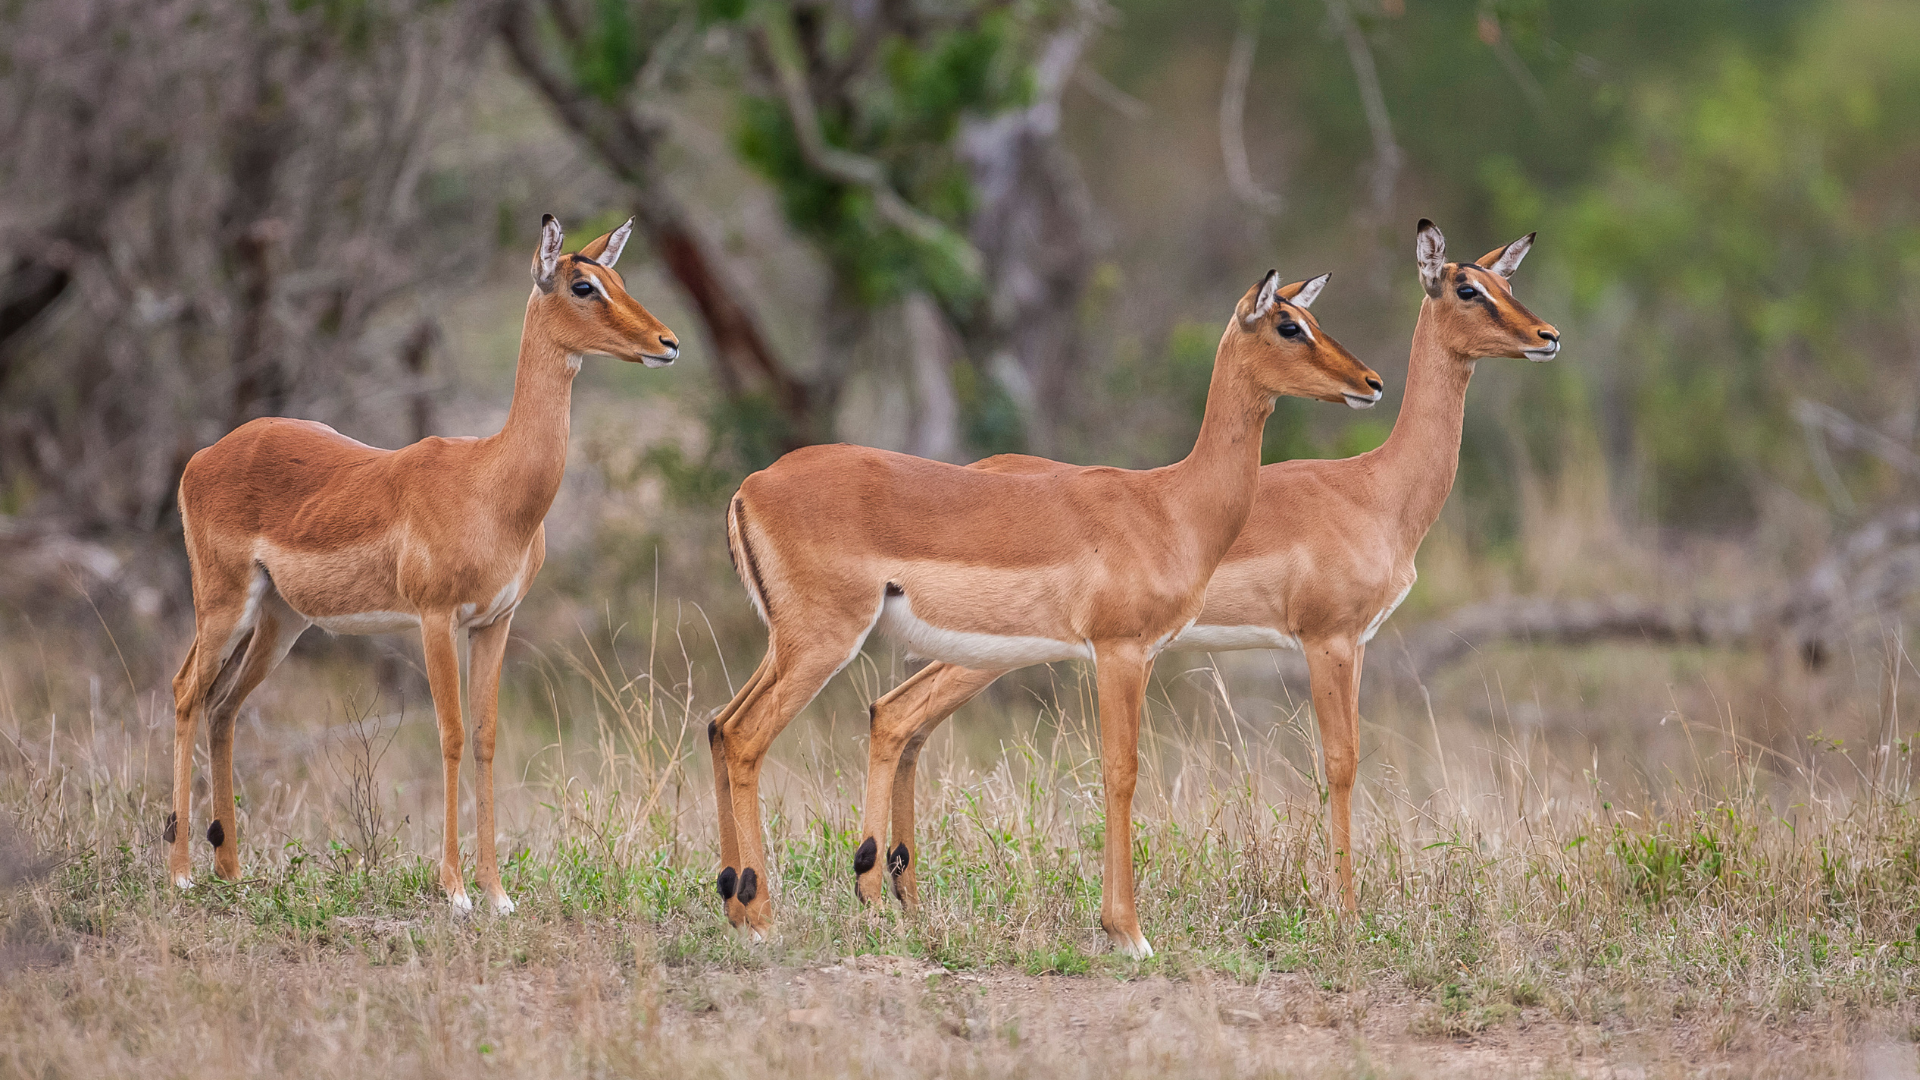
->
[[3, 602, 1920, 1077]]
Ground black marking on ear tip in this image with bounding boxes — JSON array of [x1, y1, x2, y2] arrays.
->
[[1417, 218, 1435, 232], [736, 868, 759, 904], [206, 820, 224, 848], [853, 837, 878, 876], [718, 866, 738, 901], [542, 213, 555, 226], [888, 843, 910, 876], [163, 812, 177, 844]]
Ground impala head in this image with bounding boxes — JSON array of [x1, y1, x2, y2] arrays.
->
[[1231, 271, 1384, 409], [1415, 219, 1560, 362], [530, 214, 680, 367]]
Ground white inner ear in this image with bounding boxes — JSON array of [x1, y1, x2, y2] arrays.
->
[[1291, 273, 1329, 310], [1245, 271, 1280, 326], [1489, 233, 1533, 278], [536, 218, 565, 286], [601, 218, 634, 269], [1417, 226, 1447, 293]]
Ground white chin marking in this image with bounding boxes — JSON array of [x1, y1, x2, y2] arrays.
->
[[311, 611, 420, 636], [1524, 347, 1559, 362], [1173, 624, 1302, 652], [1344, 392, 1379, 410], [877, 592, 1091, 668]]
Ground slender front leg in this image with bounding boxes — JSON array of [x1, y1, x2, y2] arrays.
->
[[1093, 641, 1153, 958], [856, 663, 1005, 907], [169, 638, 210, 889], [420, 611, 470, 911], [467, 615, 515, 914], [1304, 637, 1363, 912]]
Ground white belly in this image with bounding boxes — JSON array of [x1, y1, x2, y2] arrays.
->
[[310, 611, 421, 635], [876, 593, 1092, 668], [1359, 582, 1414, 644], [459, 579, 522, 629], [1172, 624, 1303, 652]]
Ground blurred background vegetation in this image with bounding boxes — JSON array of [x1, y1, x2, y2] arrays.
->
[[2, 0, 1918, 783]]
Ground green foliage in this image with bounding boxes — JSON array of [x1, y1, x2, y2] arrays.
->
[[729, 5, 1038, 310]]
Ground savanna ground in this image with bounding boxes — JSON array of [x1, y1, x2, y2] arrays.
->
[[5, 564, 1920, 1079]]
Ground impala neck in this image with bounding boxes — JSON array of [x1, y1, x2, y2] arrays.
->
[[1375, 301, 1475, 546], [487, 301, 579, 531], [1168, 332, 1275, 560]]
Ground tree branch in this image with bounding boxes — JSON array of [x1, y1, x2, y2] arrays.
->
[[1324, 0, 1400, 221], [1220, 21, 1281, 215]]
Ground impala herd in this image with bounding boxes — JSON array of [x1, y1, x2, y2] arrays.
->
[[166, 214, 1558, 955]]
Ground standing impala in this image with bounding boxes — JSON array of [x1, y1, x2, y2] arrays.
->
[[853, 220, 1560, 914], [708, 271, 1383, 956], [168, 215, 678, 912]]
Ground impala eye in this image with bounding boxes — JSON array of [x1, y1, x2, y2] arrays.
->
[[1456, 285, 1479, 300], [572, 280, 595, 298], [1277, 321, 1301, 339]]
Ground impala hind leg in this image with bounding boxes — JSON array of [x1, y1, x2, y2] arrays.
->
[[708, 655, 772, 905], [420, 612, 472, 911], [1304, 638, 1363, 912], [170, 580, 255, 888], [719, 635, 868, 938], [467, 615, 516, 914], [1093, 642, 1154, 958], [202, 588, 308, 881], [855, 663, 1004, 907]]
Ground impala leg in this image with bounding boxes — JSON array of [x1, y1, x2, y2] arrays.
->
[[709, 655, 772, 902], [1093, 642, 1153, 958], [1305, 637, 1363, 912], [420, 612, 471, 911], [467, 615, 515, 914], [169, 584, 253, 889], [202, 593, 307, 881], [856, 663, 1005, 908], [721, 639, 860, 938]]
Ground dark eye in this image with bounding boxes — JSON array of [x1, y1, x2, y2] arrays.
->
[[1277, 321, 1301, 339], [572, 280, 595, 298], [1456, 285, 1479, 300]]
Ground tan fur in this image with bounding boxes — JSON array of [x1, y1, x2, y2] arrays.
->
[[855, 222, 1560, 916], [167, 217, 677, 911], [709, 274, 1383, 956]]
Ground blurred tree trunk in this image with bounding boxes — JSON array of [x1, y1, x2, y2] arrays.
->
[[0, 0, 488, 547], [497, 0, 826, 453]]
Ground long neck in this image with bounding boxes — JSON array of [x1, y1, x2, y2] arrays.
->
[[1166, 331, 1274, 560], [1374, 302, 1475, 545], [485, 298, 578, 532]]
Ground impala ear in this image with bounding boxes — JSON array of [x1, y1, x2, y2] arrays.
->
[[532, 214, 565, 291], [1237, 269, 1282, 327], [1477, 232, 1535, 279], [578, 217, 634, 268], [1279, 272, 1330, 310], [1416, 218, 1447, 299]]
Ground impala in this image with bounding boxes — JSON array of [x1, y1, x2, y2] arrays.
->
[[167, 215, 678, 912], [853, 220, 1560, 913], [708, 271, 1383, 956]]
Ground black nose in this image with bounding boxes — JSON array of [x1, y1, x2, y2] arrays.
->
[[1538, 329, 1558, 342], [1365, 376, 1383, 393], [661, 337, 679, 351]]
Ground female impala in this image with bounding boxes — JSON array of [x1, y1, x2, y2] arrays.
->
[[709, 271, 1383, 956], [853, 220, 1560, 914], [168, 215, 678, 913]]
